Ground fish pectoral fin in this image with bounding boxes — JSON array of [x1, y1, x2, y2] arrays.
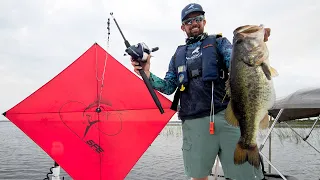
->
[[261, 63, 278, 80], [259, 113, 269, 129], [225, 102, 239, 127], [269, 66, 279, 77]]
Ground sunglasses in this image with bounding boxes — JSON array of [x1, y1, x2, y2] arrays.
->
[[182, 15, 205, 25]]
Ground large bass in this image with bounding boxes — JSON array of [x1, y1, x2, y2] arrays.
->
[[225, 24, 278, 168]]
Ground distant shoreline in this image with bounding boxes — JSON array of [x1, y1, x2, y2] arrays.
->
[[167, 119, 319, 128], [1, 119, 319, 128]]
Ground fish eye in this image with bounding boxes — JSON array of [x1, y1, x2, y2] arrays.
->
[[235, 39, 243, 44]]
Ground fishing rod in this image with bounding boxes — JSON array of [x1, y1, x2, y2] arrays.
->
[[109, 12, 164, 114]]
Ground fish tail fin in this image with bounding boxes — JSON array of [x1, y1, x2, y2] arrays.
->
[[234, 142, 247, 165], [247, 144, 261, 169], [234, 140, 261, 169]]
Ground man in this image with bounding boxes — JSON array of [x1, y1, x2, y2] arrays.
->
[[131, 3, 265, 180]]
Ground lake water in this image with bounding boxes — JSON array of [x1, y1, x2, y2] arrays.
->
[[0, 121, 319, 180]]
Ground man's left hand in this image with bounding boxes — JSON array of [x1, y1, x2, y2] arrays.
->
[[264, 28, 271, 42]]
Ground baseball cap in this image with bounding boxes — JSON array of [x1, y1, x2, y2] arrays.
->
[[181, 3, 205, 22]]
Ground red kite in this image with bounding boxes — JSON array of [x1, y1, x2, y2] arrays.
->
[[2, 43, 176, 180]]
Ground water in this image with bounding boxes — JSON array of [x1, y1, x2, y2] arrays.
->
[[0, 121, 319, 180]]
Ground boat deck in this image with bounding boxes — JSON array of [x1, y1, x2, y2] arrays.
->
[[207, 159, 299, 180], [208, 173, 299, 180]]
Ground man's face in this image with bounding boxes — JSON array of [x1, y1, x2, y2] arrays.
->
[[181, 12, 206, 38]]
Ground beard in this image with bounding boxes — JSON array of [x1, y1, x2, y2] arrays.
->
[[187, 25, 203, 38]]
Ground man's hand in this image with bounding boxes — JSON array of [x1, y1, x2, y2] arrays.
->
[[264, 28, 271, 42], [131, 54, 151, 78]]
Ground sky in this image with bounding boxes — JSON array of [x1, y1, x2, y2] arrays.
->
[[1, 0, 320, 121]]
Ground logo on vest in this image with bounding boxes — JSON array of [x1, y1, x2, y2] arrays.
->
[[186, 46, 202, 60], [179, 74, 184, 83], [178, 65, 186, 73], [178, 65, 186, 83]]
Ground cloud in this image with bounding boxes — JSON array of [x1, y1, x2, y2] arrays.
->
[[0, 0, 319, 120]]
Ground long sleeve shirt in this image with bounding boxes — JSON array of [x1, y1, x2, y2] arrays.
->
[[149, 36, 233, 95]]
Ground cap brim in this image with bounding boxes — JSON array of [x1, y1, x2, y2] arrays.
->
[[182, 11, 205, 21]]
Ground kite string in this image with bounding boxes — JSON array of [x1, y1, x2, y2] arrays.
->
[[95, 17, 110, 107], [95, 17, 109, 82]]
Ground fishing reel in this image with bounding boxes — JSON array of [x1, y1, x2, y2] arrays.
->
[[125, 42, 159, 63], [110, 12, 164, 114]]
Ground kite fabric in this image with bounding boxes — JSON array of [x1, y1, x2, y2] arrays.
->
[[3, 43, 176, 180]]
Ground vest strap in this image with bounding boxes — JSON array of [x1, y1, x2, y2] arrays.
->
[[170, 89, 181, 111]]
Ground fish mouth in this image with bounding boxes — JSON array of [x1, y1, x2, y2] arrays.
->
[[233, 24, 264, 35], [233, 24, 267, 47]]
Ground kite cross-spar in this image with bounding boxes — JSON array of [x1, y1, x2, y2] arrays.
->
[[2, 13, 176, 180]]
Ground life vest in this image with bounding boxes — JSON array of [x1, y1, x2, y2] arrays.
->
[[170, 34, 229, 111]]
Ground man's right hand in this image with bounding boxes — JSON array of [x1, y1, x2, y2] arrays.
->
[[131, 54, 151, 78]]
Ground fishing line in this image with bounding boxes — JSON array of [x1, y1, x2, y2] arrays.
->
[[95, 16, 110, 110]]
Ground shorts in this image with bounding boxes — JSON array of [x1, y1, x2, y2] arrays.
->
[[181, 110, 264, 180]]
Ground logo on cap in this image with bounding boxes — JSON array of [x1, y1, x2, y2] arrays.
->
[[188, 4, 194, 9]]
